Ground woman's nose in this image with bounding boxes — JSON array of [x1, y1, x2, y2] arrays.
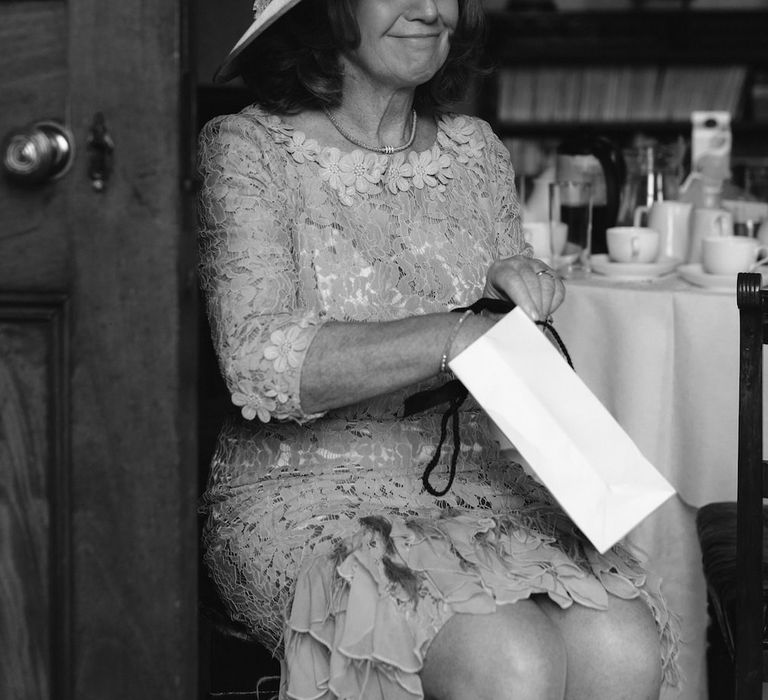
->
[[404, 0, 440, 23]]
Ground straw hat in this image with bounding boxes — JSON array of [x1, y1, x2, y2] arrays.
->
[[215, 0, 304, 82]]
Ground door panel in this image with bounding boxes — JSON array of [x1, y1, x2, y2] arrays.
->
[[0, 296, 69, 700], [1, 3, 67, 126], [0, 0, 198, 697]]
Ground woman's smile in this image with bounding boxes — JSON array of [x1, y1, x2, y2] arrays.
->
[[387, 32, 445, 54], [389, 31, 442, 39], [344, 0, 458, 90]]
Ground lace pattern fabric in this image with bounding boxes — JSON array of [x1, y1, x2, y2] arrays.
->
[[197, 105, 679, 699]]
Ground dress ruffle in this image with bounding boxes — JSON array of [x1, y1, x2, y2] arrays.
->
[[283, 510, 680, 700]]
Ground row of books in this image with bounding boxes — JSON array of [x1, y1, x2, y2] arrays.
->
[[496, 65, 747, 123], [548, 0, 768, 10]]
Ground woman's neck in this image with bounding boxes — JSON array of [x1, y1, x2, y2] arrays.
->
[[332, 73, 417, 148]]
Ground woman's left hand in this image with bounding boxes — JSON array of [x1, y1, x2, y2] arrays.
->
[[483, 255, 565, 322]]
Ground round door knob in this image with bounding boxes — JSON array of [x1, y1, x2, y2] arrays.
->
[[2, 120, 75, 185]]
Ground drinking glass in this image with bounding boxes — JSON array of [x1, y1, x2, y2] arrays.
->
[[549, 180, 594, 277]]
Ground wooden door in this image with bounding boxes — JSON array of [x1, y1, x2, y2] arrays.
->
[[0, 1, 198, 699]]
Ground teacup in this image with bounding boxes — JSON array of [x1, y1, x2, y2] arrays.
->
[[702, 235, 768, 276], [523, 221, 568, 263], [606, 226, 660, 264], [523, 222, 551, 263], [688, 207, 734, 264]]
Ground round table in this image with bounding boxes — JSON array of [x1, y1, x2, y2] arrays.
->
[[552, 272, 757, 700]]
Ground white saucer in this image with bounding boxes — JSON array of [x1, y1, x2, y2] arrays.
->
[[590, 254, 681, 281], [677, 264, 737, 292], [553, 242, 581, 267]]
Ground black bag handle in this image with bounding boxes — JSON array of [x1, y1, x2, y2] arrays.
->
[[403, 299, 573, 497]]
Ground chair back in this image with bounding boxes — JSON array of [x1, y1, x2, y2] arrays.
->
[[735, 271, 768, 698]]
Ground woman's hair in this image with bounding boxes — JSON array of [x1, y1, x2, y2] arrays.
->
[[237, 0, 487, 114]]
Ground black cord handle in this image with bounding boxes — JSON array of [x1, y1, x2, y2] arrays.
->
[[404, 299, 573, 497]]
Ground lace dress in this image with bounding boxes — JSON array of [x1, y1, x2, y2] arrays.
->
[[197, 105, 679, 700]]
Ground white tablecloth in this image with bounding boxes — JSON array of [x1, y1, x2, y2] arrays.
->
[[551, 273, 753, 700]]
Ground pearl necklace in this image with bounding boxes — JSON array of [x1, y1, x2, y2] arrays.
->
[[322, 107, 418, 155]]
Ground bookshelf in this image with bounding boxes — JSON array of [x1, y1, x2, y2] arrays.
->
[[495, 65, 747, 123], [480, 8, 768, 159]]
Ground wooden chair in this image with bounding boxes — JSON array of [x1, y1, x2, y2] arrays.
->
[[696, 271, 768, 700], [198, 564, 282, 699]]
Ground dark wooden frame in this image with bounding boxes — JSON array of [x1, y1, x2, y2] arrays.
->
[[735, 273, 767, 698], [0, 292, 71, 700]]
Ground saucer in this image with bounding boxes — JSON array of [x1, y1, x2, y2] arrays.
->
[[677, 264, 737, 292], [590, 254, 681, 281], [553, 242, 581, 267]]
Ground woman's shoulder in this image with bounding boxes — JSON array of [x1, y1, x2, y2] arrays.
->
[[437, 113, 499, 140], [436, 113, 509, 160], [199, 104, 294, 153]]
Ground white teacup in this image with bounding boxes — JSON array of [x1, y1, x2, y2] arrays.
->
[[523, 221, 568, 263], [523, 222, 551, 263], [688, 207, 734, 264], [702, 235, 768, 276], [606, 226, 660, 264]]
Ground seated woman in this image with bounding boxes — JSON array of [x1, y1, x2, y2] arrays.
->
[[197, 0, 680, 697]]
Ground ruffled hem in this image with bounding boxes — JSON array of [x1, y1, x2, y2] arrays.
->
[[283, 510, 680, 700]]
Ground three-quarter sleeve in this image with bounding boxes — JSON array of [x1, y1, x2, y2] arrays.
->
[[198, 114, 325, 423]]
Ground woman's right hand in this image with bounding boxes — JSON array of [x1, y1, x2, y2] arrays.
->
[[483, 255, 566, 322]]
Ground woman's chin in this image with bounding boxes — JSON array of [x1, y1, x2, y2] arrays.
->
[[390, 61, 448, 90]]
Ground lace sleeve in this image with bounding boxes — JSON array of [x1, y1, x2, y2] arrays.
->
[[478, 121, 530, 260], [197, 114, 325, 424]]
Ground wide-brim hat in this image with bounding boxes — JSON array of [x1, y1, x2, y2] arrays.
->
[[215, 0, 304, 83]]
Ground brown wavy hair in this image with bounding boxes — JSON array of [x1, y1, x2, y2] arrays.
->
[[237, 0, 487, 114]]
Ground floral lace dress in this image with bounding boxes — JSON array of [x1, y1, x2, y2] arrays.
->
[[197, 105, 679, 700]]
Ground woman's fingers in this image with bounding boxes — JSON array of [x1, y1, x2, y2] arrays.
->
[[548, 271, 566, 316], [534, 267, 566, 318], [485, 256, 565, 322], [485, 257, 538, 319]]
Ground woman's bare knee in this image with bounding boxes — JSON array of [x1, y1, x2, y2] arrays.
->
[[421, 602, 567, 700], [598, 599, 663, 692], [538, 596, 662, 700]]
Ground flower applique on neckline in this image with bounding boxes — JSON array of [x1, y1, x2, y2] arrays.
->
[[245, 107, 487, 205]]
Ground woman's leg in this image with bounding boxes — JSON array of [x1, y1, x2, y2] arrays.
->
[[537, 596, 663, 700], [420, 599, 567, 700]]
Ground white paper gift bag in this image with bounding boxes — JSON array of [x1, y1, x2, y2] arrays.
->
[[449, 308, 675, 553]]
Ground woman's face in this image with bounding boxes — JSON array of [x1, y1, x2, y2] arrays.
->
[[343, 0, 459, 92]]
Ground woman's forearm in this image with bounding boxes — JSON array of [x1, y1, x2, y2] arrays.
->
[[299, 312, 495, 413]]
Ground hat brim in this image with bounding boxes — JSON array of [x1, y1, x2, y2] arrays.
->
[[214, 0, 304, 83]]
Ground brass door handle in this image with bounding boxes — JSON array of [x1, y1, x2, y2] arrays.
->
[[2, 120, 75, 186]]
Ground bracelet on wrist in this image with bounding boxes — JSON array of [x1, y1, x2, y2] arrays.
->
[[439, 310, 473, 374]]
